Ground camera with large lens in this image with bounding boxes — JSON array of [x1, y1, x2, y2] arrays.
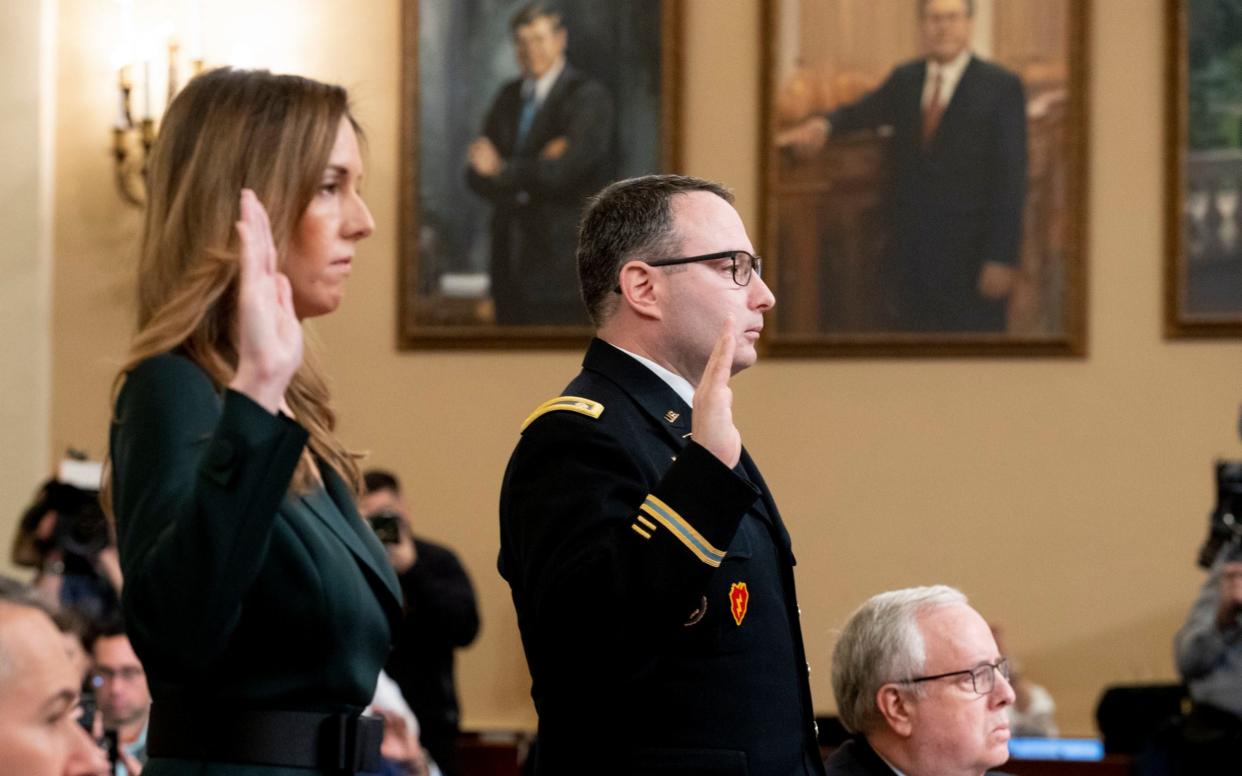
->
[[366, 510, 403, 546], [20, 479, 110, 563], [14, 458, 109, 570], [1198, 460, 1242, 568]]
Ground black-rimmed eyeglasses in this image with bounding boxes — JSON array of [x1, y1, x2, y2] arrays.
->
[[904, 658, 1009, 696], [614, 250, 763, 292]]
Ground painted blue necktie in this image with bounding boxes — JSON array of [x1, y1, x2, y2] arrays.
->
[[515, 85, 538, 148]]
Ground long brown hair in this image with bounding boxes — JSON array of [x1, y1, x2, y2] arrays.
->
[[107, 68, 363, 503]]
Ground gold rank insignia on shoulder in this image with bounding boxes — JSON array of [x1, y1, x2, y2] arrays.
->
[[520, 395, 604, 432], [664, 410, 680, 423]]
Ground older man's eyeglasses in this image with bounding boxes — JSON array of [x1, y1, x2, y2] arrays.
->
[[905, 658, 1009, 696], [615, 250, 762, 292]]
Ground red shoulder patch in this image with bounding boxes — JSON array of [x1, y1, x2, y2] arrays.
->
[[729, 582, 749, 626]]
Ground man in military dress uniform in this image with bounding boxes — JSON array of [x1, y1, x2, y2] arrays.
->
[[498, 174, 824, 775]]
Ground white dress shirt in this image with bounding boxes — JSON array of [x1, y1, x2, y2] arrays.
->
[[610, 342, 696, 408], [522, 56, 566, 107], [922, 48, 972, 109]]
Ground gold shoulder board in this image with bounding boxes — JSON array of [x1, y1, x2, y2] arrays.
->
[[520, 395, 605, 432]]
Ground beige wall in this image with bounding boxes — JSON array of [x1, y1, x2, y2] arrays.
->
[[0, 0, 52, 578], [13, 0, 1237, 737]]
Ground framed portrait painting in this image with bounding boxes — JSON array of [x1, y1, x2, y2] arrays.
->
[[1166, 0, 1242, 337], [399, 0, 680, 349], [760, 0, 1089, 356]]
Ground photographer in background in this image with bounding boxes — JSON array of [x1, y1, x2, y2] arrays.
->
[[1172, 461, 1242, 772], [11, 459, 121, 625], [361, 470, 481, 776]]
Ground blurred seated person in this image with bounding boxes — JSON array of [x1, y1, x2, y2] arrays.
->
[[88, 618, 149, 775], [0, 587, 111, 776], [1174, 540, 1242, 770], [361, 470, 481, 776], [12, 464, 121, 624], [827, 585, 1015, 776], [990, 623, 1058, 737]]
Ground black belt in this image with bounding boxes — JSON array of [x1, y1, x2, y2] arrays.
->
[[147, 702, 384, 773]]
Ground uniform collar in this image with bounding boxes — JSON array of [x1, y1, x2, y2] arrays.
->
[[582, 338, 692, 443], [610, 343, 696, 407]]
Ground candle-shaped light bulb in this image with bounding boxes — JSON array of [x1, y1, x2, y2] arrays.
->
[[143, 60, 151, 120], [188, 0, 204, 63], [167, 38, 180, 109], [115, 67, 129, 129]]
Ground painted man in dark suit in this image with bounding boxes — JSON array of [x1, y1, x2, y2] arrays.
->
[[499, 175, 824, 775], [467, 2, 616, 326], [826, 586, 1015, 776], [782, 0, 1027, 332]]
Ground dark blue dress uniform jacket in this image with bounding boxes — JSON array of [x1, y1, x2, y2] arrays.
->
[[499, 339, 824, 776], [110, 354, 403, 775]]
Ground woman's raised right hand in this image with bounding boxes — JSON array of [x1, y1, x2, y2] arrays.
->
[[228, 189, 303, 414]]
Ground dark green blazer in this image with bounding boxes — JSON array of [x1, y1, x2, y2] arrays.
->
[[110, 353, 403, 775]]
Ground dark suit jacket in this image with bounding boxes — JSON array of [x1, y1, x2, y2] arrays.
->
[[466, 64, 615, 325], [498, 339, 824, 776], [827, 55, 1027, 331], [110, 353, 403, 775], [824, 736, 1012, 776]]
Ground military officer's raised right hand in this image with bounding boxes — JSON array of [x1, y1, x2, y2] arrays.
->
[[228, 188, 304, 414], [691, 320, 742, 469]]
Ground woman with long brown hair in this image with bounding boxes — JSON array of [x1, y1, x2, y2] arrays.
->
[[106, 68, 401, 774]]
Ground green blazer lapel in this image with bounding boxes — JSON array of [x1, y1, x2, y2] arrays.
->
[[299, 471, 403, 614]]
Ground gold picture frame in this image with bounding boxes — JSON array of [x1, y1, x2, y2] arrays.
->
[[1165, 0, 1242, 337], [398, 0, 682, 349], [759, 0, 1089, 357]]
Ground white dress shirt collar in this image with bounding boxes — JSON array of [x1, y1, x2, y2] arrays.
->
[[873, 745, 907, 776], [523, 56, 566, 105], [608, 342, 696, 408], [923, 48, 972, 106]]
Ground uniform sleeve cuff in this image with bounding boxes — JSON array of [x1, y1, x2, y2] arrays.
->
[[639, 442, 760, 567]]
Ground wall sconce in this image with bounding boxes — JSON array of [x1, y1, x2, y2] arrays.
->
[[112, 0, 205, 207], [111, 39, 204, 207]]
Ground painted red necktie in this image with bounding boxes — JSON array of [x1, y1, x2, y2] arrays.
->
[[922, 69, 944, 148]]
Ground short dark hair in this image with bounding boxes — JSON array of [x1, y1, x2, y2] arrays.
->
[[576, 174, 734, 326], [363, 469, 401, 496], [921, 0, 974, 17], [510, 2, 563, 33], [86, 614, 128, 654]]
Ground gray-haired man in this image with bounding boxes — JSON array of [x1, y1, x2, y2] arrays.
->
[[0, 589, 111, 776], [826, 586, 1015, 776]]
